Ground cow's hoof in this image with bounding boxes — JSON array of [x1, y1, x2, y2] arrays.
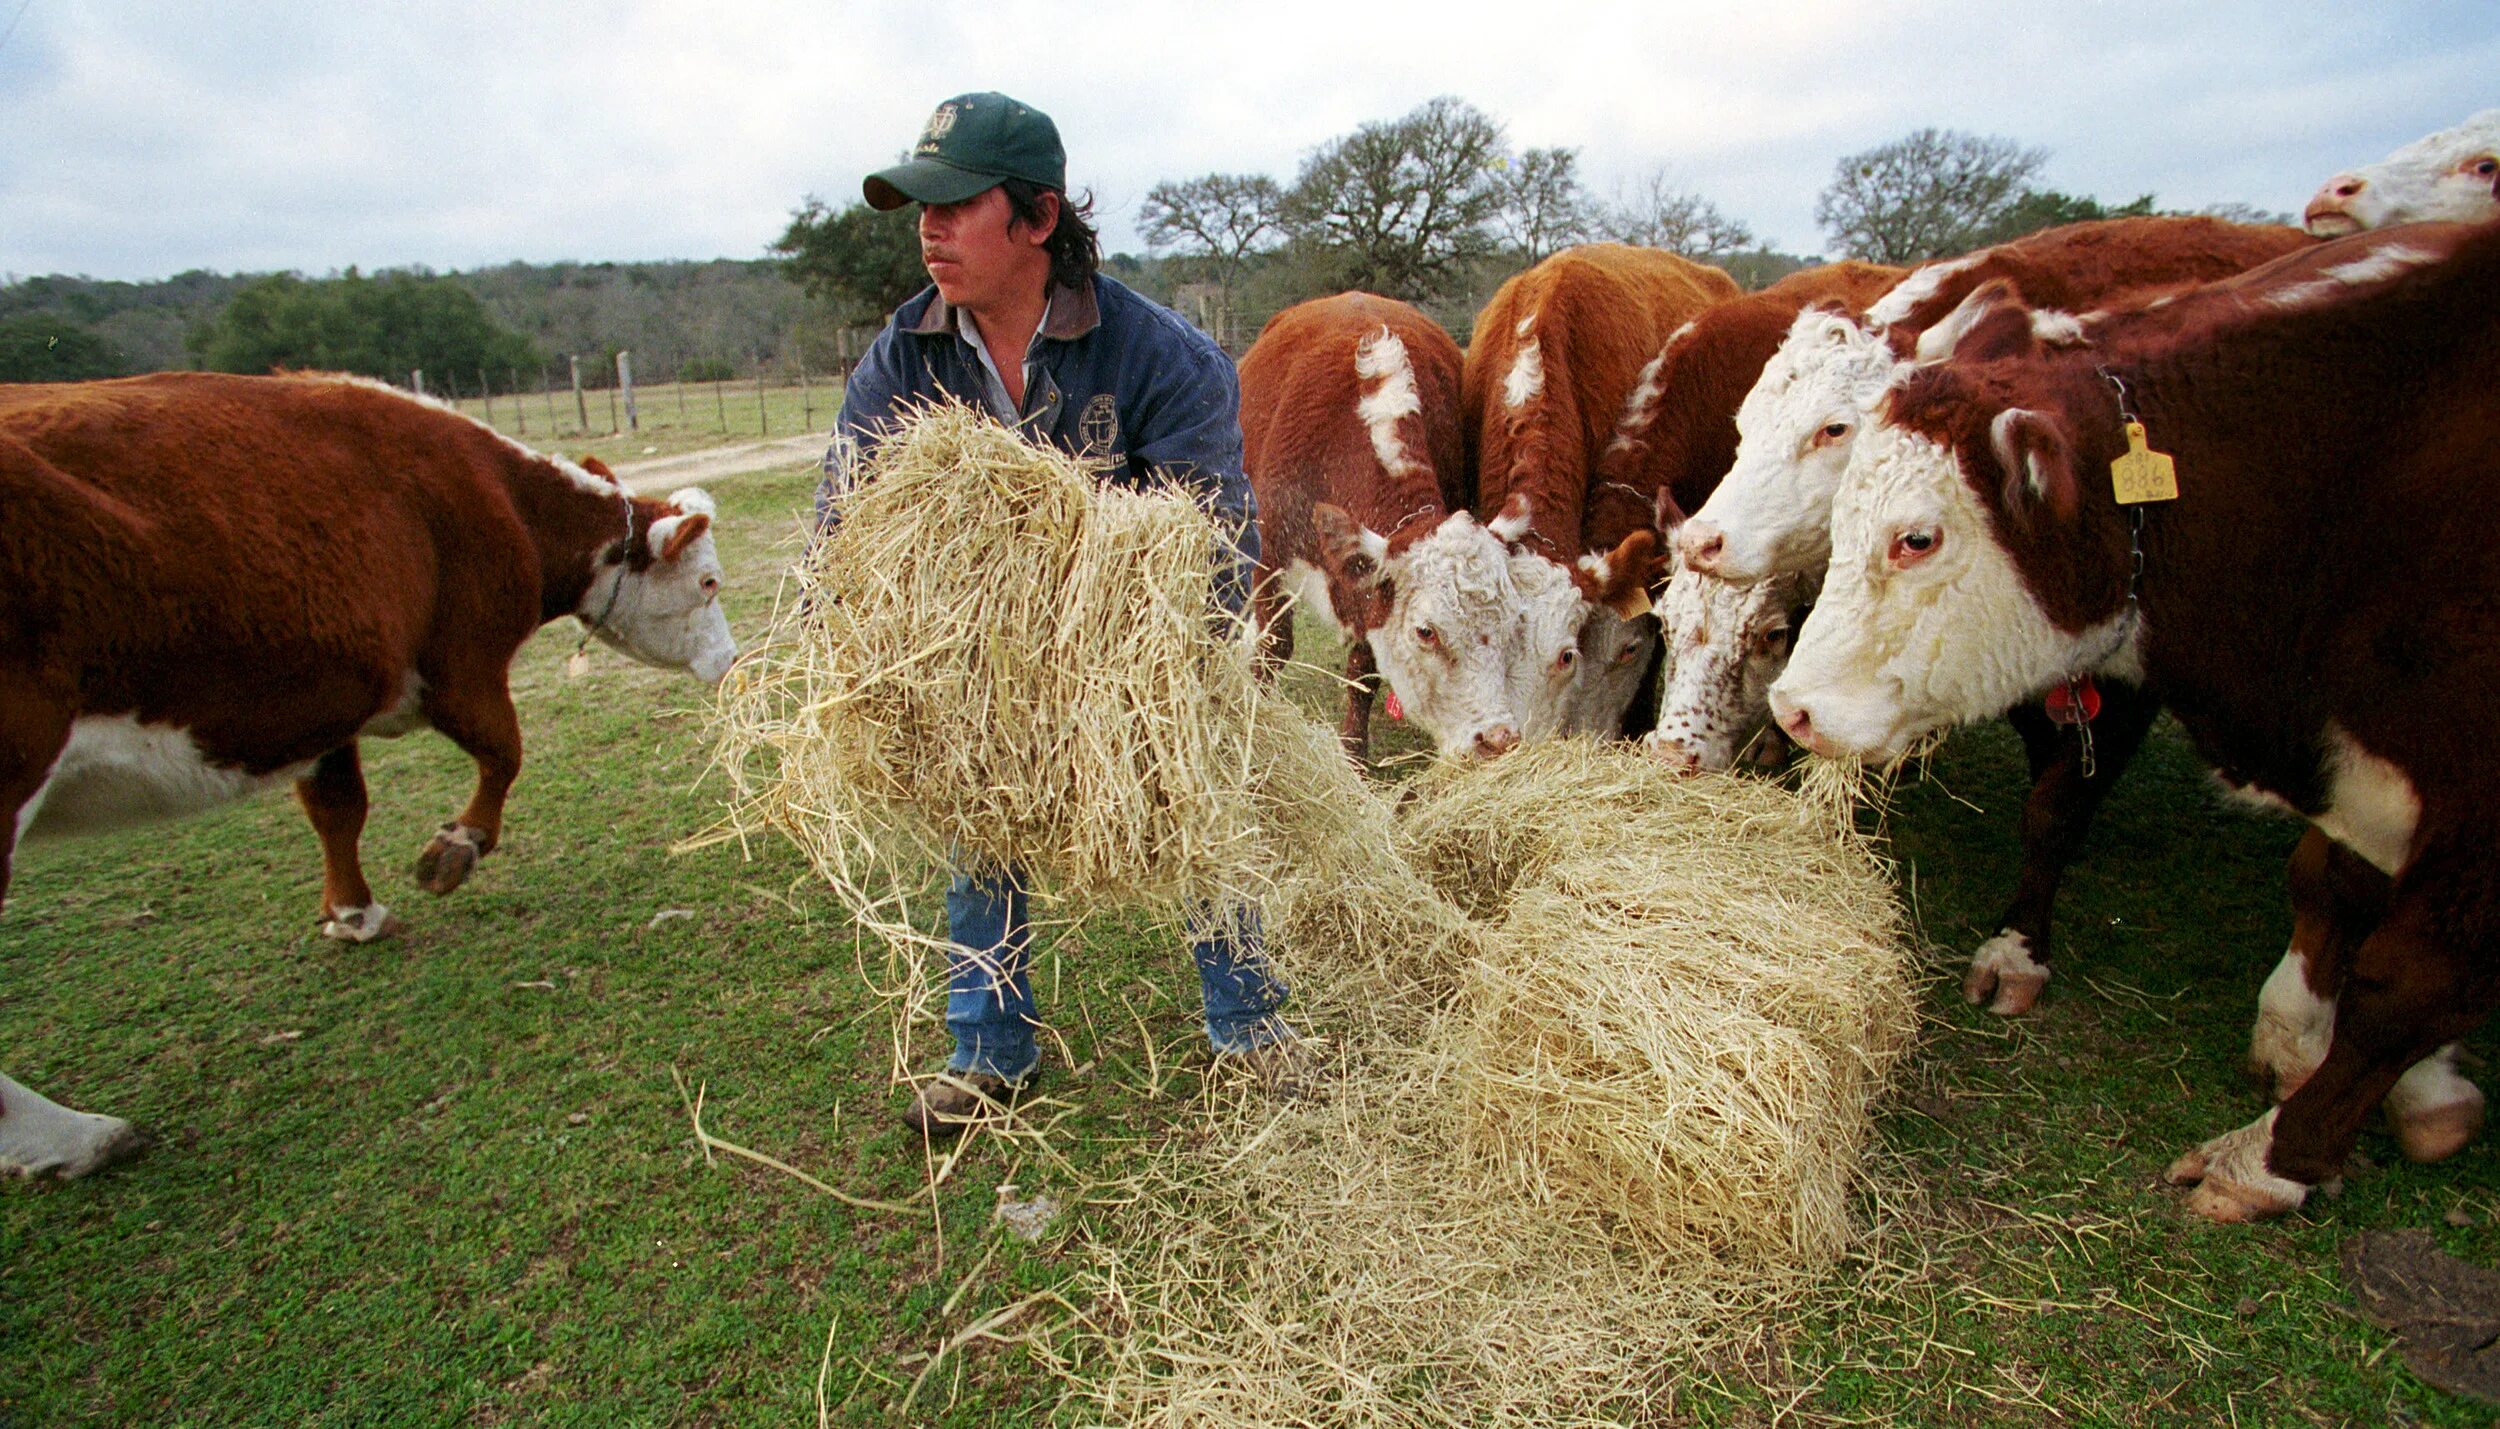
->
[[413, 824, 481, 895], [1, 1111, 148, 1181], [1963, 931, 2047, 1016], [2164, 1109, 2309, 1223], [2389, 1055, 2484, 1164], [319, 903, 403, 943]]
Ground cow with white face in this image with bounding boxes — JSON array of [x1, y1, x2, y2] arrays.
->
[[1677, 307, 1897, 584], [1645, 560, 1817, 774], [2305, 108, 2500, 236], [1241, 294, 1531, 760], [1772, 222, 2500, 1222]]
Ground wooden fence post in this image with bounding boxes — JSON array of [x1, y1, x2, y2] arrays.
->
[[714, 379, 727, 431], [799, 358, 813, 431], [756, 367, 767, 437], [411, 368, 425, 397], [569, 355, 589, 433], [616, 350, 639, 431]]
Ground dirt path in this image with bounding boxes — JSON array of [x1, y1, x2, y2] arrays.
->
[[613, 433, 826, 495]]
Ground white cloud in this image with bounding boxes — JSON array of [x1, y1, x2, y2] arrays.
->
[[0, 0, 2489, 280]]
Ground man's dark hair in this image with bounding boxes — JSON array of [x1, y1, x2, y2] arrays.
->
[[1001, 178, 1100, 291]]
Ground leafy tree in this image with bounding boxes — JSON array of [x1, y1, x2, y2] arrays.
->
[[1968, 188, 2156, 247], [1490, 147, 1594, 265], [1138, 173, 1287, 294], [191, 269, 539, 379], [1283, 96, 1507, 302], [1599, 171, 1758, 257], [1815, 129, 2048, 263], [0, 313, 127, 381], [772, 197, 925, 325]]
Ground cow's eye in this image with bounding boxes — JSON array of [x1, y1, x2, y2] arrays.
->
[[1415, 625, 1442, 649], [1888, 526, 1942, 569], [1554, 647, 1578, 673], [1759, 625, 1793, 657], [1612, 640, 1643, 665], [2469, 156, 2497, 177], [701, 575, 721, 598], [1820, 422, 1849, 441]]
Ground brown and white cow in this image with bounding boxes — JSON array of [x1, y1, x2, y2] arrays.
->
[[2304, 108, 2500, 236], [1, 371, 736, 1179], [1464, 243, 1740, 737], [1769, 220, 2500, 1221], [1667, 218, 2310, 1014], [1241, 293, 1527, 760]]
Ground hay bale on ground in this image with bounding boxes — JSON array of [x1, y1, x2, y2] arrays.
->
[[695, 405, 1919, 1425]]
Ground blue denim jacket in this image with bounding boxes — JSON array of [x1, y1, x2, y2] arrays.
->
[[817, 273, 1258, 614]]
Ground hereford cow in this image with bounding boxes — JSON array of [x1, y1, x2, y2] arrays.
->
[[1664, 218, 2310, 1014], [1464, 244, 1740, 737], [1, 371, 737, 1179], [1768, 221, 2499, 1222], [2304, 108, 2500, 236], [1240, 293, 1527, 759]]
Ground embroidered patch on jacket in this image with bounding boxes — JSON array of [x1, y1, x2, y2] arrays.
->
[[1078, 394, 1123, 476]]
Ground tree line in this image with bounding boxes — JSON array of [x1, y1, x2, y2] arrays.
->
[[7, 99, 2291, 384]]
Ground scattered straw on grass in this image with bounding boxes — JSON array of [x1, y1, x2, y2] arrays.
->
[[694, 403, 1921, 1425]]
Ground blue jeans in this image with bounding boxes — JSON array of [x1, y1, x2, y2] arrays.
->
[[942, 867, 1290, 1082]]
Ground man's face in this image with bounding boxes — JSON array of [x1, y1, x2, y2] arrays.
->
[[918, 186, 1054, 313]]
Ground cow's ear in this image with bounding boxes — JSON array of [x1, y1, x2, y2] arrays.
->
[[1917, 279, 2036, 364], [1575, 530, 1659, 620], [1311, 502, 1390, 587], [1989, 408, 2080, 522], [1486, 491, 1533, 545], [665, 486, 716, 517], [1653, 485, 1687, 542], [658, 512, 712, 561], [579, 455, 621, 484]]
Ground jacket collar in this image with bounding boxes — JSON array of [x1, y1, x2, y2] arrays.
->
[[904, 277, 1100, 341]]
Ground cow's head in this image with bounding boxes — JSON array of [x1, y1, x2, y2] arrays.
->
[[2304, 108, 2500, 236], [1768, 365, 2132, 761], [1679, 307, 1898, 582], [1507, 527, 1661, 739], [585, 485, 738, 683], [1646, 559, 1819, 773], [1309, 498, 1529, 759]]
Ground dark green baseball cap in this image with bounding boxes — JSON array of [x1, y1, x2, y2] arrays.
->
[[864, 92, 1066, 210]]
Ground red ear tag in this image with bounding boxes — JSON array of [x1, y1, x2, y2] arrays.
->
[[2045, 677, 2101, 726], [1383, 689, 1406, 721]]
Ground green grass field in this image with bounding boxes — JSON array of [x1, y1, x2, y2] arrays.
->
[[442, 380, 844, 468], [3, 458, 2493, 1427]]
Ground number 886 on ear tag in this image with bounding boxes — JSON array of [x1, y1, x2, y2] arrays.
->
[[2109, 421, 2178, 505]]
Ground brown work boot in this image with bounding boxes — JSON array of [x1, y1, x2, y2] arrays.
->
[[1217, 1035, 1320, 1100], [898, 1068, 1030, 1138]]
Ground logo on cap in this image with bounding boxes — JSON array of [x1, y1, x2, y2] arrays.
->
[[916, 102, 959, 155]]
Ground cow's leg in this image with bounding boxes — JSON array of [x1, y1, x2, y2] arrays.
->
[[0, 1071, 145, 1180], [412, 674, 522, 896], [1965, 684, 2160, 1015], [292, 743, 402, 942], [2250, 828, 2386, 1099], [2167, 880, 2496, 1223], [1251, 570, 1293, 679], [1339, 639, 1378, 761]]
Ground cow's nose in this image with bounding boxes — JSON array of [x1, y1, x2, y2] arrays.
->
[[1643, 733, 1704, 774], [1680, 520, 1725, 572], [1473, 725, 1520, 758], [1774, 699, 1821, 754]]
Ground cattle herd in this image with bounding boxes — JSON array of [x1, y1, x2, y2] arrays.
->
[[4, 110, 2497, 1230], [1240, 108, 2500, 1222]]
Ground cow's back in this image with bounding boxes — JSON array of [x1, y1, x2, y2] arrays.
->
[[1240, 292, 1467, 527], [1467, 244, 1741, 546], [1872, 216, 2314, 337], [0, 373, 542, 768]]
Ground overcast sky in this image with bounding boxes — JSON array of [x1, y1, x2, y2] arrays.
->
[[2, 1, 2489, 283]]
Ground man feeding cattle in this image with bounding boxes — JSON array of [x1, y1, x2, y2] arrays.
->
[[817, 92, 1305, 1137]]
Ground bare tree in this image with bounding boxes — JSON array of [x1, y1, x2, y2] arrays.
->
[[1491, 146, 1595, 264], [2197, 200, 2296, 227], [1815, 129, 2048, 263], [1138, 173, 1287, 293], [1599, 170, 1759, 257], [1284, 95, 1507, 302]]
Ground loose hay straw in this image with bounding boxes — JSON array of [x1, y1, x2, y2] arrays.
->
[[696, 402, 1920, 1426]]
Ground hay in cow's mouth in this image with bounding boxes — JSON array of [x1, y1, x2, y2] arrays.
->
[[694, 401, 1920, 1427]]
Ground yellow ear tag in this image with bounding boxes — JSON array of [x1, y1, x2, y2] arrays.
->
[[2109, 421, 2179, 505]]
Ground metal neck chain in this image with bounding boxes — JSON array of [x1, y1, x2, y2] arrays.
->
[[2062, 368, 2159, 779]]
